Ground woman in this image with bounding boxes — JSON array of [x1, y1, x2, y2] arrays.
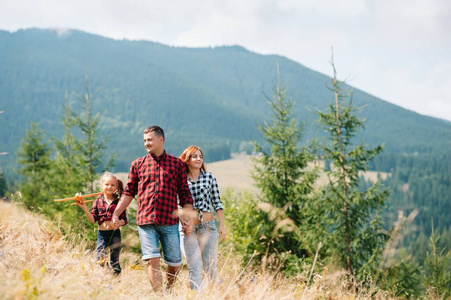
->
[[180, 145, 226, 290]]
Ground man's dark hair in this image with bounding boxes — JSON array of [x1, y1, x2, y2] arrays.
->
[[144, 126, 165, 140]]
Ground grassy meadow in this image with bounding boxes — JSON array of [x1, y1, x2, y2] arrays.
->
[[0, 154, 400, 299], [0, 199, 394, 299]]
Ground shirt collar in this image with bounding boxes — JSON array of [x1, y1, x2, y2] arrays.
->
[[100, 193, 119, 203], [188, 169, 205, 184], [149, 150, 167, 161]]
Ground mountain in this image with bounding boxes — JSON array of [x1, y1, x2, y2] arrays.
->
[[1, 28, 450, 252], [1, 28, 450, 173]]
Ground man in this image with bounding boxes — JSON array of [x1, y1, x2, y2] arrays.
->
[[112, 125, 193, 292]]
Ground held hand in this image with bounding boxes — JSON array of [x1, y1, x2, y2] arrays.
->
[[115, 219, 125, 230], [183, 224, 192, 236], [182, 218, 192, 236], [218, 224, 227, 242], [112, 214, 120, 227], [110, 220, 119, 230]]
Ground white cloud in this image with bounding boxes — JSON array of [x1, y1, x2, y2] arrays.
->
[[0, 0, 449, 121]]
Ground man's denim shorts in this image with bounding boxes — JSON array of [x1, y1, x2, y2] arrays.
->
[[138, 224, 182, 266]]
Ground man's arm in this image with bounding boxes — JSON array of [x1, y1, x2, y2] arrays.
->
[[180, 203, 194, 235], [180, 203, 194, 223], [112, 194, 133, 224]]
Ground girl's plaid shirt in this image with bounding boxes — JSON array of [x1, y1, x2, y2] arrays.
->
[[91, 194, 128, 226]]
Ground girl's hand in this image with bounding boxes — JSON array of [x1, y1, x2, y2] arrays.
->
[[75, 193, 85, 208], [218, 224, 227, 242], [113, 220, 125, 230]]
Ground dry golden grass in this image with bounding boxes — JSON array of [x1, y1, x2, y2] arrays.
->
[[0, 198, 395, 299], [206, 154, 389, 191], [207, 154, 255, 191]]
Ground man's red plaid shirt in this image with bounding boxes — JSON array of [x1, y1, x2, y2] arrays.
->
[[123, 151, 193, 226]]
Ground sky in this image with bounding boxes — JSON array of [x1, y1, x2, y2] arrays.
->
[[1, 0, 450, 121]]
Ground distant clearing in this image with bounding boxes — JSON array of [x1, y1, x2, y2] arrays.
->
[[116, 154, 389, 192]]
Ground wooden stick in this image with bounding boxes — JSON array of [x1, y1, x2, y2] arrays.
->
[[70, 200, 94, 206], [54, 192, 103, 202]]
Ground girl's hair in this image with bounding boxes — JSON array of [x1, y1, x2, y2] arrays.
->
[[115, 179, 124, 198], [179, 145, 206, 172], [100, 172, 123, 197]]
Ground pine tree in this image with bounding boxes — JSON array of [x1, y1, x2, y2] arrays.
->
[[71, 74, 115, 192], [0, 111, 7, 197], [50, 91, 87, 199], [251, 66, 317, 272], [16, 123, 53, 208], [0, 166, 6, 197], [424, 220, 451, 299], [315, 55, 390, 277]]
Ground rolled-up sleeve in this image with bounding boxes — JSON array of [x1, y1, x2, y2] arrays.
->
[[91, 201, 100, 222], [211, 175, 224, 211], [119, 209, 128, 225], [123, 161, 138, 198], [177, 161, 193, 207]]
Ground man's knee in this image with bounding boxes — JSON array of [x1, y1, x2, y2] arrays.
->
[[148, 257, 160, 267]]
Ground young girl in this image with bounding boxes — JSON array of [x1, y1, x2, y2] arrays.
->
[[179, 145, 226, 290], [76, 172, 127, 274]]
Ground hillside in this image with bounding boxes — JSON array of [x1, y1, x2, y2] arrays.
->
[[1, 28, 451, 173], [1, 28, 450, 242]]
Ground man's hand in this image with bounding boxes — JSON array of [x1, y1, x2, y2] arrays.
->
[[179, 204, 195, 236], [182, 218, 192, 236], [112, 214, 120, 227], [112, 194, 133, 227], [111, 219, 124, 230]]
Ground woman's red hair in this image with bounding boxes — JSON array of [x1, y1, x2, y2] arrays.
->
[[180, 145, 206, 172]]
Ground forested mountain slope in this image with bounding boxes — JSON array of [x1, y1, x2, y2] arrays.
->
[[1, 28, 450, 260], [1, 28, 450, 172]]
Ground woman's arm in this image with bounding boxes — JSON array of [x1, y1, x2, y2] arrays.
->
[[216, 209, 226, 242], [210, 174, 226, 241]]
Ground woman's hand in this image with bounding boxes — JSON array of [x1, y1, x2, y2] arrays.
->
[[218, 224, 227, 242], [182, 218, 192, 236]]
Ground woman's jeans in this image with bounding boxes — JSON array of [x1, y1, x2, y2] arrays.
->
[[96, 229, 122, 274], [183, 220, 219, 290]]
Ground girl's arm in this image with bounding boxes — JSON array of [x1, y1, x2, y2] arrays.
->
[[216, 209, 226, 242], [77, 203, 95, 223], [76, 194, 96, 223]]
